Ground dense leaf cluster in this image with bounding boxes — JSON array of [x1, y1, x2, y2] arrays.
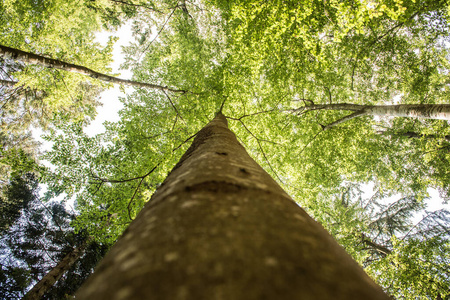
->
[[2, 0, 449, 298]]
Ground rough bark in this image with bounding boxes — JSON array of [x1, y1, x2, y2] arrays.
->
[[23, 240, 89, 300], [77, 113, 390, 300], [0, 45, 186, 93]]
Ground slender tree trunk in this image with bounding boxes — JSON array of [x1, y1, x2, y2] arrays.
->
[[77, 113, 389, 300], [293, 103, 450, 130], [23, 240, 90, 300], [366, 104, 450, 120], [0, 45, 186, 93]]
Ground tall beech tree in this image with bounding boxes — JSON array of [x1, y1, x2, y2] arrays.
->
[[36, 0, 450, 298], [77, 113, 390, 299]]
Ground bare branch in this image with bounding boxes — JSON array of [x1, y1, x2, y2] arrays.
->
[[236, 119, 284, 183], [321, 111, 367, 131], [163, 90, 184, 121]]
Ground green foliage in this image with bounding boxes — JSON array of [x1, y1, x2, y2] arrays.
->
[[312, 183, 450, 299], [38, 0, 450, 297], [0, 173, 37, 235], [0, 0, 122, 150]]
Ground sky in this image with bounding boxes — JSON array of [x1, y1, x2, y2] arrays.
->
[[32, 25, 134, 206], [84, 24, 134, 136]]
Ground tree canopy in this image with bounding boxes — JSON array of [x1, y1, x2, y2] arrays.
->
[[1, 0, 449, 298]]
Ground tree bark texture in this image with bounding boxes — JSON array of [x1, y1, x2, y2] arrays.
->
[[23, 241, 89, 300], [77, 113, 390, 300], [0, 45, 185, 93]]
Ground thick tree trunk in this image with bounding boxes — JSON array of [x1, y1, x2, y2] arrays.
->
[[77, 113, 389, 299], [0, 45, 185, 93], [23, 240, 89, 300]]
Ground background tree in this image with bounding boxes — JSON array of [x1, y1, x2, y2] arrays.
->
[[0, 194, 110, 299], [311, 182, 450, 299]]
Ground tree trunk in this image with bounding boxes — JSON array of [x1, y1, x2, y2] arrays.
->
[[366, 104, 450, 120], [0, 45, 186, 93], [23, 240, 89, 300], [76, 113, 389, 300], [294, 103, 450, 130]]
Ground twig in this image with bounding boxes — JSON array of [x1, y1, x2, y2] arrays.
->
[[127, 177, 145, 220], [172, 132, 197, 152], [297, 130, 323, 157], [321, 111, 367, 131], [137, 8, 176, 63], [108, 0, 162, 13], [237, 119, 284, 183], [163, 90, 184, 121]]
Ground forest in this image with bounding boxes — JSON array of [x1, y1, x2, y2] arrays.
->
[[0, 0, 449, 299]]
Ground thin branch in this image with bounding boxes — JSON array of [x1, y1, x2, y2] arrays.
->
[[163, 90, 184, 121], [401, 211, 437, 241], [108, 0, 162, 13], [35, 237, 58, 264], [137, 8, 176, 62], [0, 78, 18, 87], [124, 163, 161, 220], [421, 145, 450, 156], [321, 111, 367, 131], [127, 177, 145, 221], [0, 44, 186, 93], [172, 132, 197, 152], [226, 109, 277, 121], [90, 162, 160, 184], [296, 130, 323, 157], [237, 119, 284, 183]]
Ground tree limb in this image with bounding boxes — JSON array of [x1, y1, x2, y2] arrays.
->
[[321, 111, 367, 131], [0, 44, 187, 93]]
